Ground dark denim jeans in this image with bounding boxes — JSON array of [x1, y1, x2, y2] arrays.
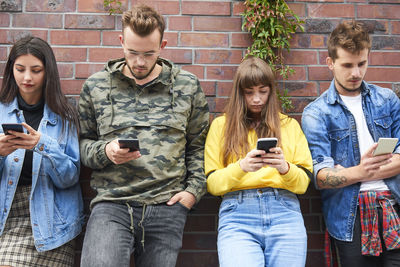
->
[[80, 201, 189, 267], [333, 205, 400, 267]]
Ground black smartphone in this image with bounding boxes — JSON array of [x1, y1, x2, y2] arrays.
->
[[118, 139, 140, 152], [2, 123, 24, 135], [257, 137, 278, 153]]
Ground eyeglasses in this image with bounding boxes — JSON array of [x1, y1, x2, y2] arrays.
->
[[125, 50, 160, 61]]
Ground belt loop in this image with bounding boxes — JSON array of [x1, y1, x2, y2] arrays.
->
[[273, 188, 279, 199], [238, 190, 243, 204]]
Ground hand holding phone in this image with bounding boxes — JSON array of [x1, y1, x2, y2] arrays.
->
[[2, 123, 24, 135], [118, 139, 140, 152], [372, 137, 398, 156]]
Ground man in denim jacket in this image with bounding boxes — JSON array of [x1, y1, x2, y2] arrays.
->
[[302, 20, 400, 266]]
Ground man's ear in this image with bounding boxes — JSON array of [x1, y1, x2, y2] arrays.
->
[[160, 39, 167, 49], [119, 34, 124, 47], [326, 57, 334, 71]]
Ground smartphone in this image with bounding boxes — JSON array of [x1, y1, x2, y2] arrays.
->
[[372, 137, 398, 156], [118, 139, 140, 152], [257, 137, 278, 153], [2, 123, 24, 135]]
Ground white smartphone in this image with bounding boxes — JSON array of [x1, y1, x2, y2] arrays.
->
[[372, 137, 398, 156]]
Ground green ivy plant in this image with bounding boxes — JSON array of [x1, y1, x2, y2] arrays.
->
[[242, 0, 304, 111], [104, 0, 123, 15]]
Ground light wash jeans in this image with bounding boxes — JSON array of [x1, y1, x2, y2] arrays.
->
[[80, 201, 189, 267], [217, 188, 307, 267]]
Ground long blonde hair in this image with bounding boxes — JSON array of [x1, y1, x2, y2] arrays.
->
[[222, 57, 283, 166]]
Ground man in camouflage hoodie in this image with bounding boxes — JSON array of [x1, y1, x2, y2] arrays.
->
[[79, 5, 209, 267]]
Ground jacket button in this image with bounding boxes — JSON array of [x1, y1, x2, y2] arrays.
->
[[8, 180, 13, 185], [39, 145, 44, 151], [14, 158, 19, 162]]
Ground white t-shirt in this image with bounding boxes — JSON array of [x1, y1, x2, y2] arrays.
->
[[340, 94, 389, 191]]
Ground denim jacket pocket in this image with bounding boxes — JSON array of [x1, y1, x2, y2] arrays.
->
[[374, 115, 392, 137], [328, 129, 350, 165]]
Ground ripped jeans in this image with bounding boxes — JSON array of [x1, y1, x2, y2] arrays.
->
[[80, 201, 189, 267]]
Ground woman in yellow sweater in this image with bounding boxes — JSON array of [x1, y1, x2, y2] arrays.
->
[[205, 57, 313, 267]]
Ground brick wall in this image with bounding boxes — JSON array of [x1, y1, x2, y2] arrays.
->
[[1, 0, 399, 266]]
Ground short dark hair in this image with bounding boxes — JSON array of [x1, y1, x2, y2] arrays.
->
[[122, 4, 165, 42], [0, 36, 78, 132], [328, 20, 371, 61]]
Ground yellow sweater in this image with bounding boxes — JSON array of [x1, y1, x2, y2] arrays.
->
[[205, 114, 313, 196]]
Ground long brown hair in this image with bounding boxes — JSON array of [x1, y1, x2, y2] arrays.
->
[[0, 36, 78, 134], [222, 57, 283, 166]]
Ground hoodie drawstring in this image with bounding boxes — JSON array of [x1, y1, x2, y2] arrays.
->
[[125, 202, 147, 250]]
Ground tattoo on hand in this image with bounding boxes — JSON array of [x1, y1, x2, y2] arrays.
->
[[319, 168, 347, 188]]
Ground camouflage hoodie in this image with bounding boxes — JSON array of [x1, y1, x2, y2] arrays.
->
[[79, 57, 209, 207]]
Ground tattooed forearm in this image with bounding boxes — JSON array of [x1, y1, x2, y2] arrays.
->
[[318, 168, 347, 188]]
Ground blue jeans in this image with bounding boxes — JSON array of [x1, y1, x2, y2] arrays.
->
[[80, 201, 189, 267], [217, 188, 307, 267]]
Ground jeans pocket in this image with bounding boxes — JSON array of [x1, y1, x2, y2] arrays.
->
[[176, 201, 190, 212], [218, 199, 238, 218], [278, 191, 301, 213]]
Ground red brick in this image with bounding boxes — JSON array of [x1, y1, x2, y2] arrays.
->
[[194, 17, 242, 32], [290, 97, 313, 113], [53, 48, 87, 62], [289, 34, 326, 49], [299, 197, 311, 214], [61, 79, 85, 95], [320, 81, 331, 94], [309, 4, 355, 18], [168, 16, 192, 31], [217, 81, 233, 97], [182, 65, 204, 79], [26, 0, 75, 12], [283, 81, 318, 97], [233, 2, 245, 16], [231, 33, 252, 48], [306, 251, 325, 267], [0, 13, 9, 27], [57, 64, 73, 78], [393, 21, 400, 34], [200, 81, 216, 96], [135, 0, 180, 15], [103, 31, 121, 46], [370, 52, 400, 66], [51, 30, 101, 45], [182, 233, 217, 250], [182, 1, 230, 16], [78, 0, 128, 13], [161, 48, 192, 64], [177, 252, 218, 267], [365, 67, 400, 82], [308, 66, 333, 81], [181, 33, 228, 47], [195, 49, 242, 64], [288, 3, 306, 17], [0, 47, 7, 60], [76, 63, 105, 79], [214, 97, 228, 113], [65, 14, 115, 29], [370, 0, 400, 3], [358, 4, 400, 19], [89, 47, 123, 62], [307, 233, 324, 250], [13, 14, 62, 28], [164, 32, 178, 47], [319, 51, 329, 64], [283, 50, 318, 65], [192, 195, 221, 214], [206, 66, 237, 80], [0, 63, 5, 77], [0, 0, 22, 11], [295, 0, 342, 2], [304, 215, 322, 231], [0, 30, 48, 44], [184, 215, 216, 231]]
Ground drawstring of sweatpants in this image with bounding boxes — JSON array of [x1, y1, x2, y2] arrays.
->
[[125, 202, 147, 250]]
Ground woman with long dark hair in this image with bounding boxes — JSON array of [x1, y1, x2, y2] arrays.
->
[[0, 36, 84, 266], [205, 57, 313, 267]]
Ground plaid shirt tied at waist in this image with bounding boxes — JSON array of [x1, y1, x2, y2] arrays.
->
[[358, 190, 400, 256]]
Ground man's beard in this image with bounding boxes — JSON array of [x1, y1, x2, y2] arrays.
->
[[126, 59, 158, 80], [336, 78, 362, 93]]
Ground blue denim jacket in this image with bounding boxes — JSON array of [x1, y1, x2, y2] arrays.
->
[[301, 80, 400, 241], [0, 98, 84, 251]]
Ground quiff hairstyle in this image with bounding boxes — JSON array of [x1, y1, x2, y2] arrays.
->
[[328, 20, 371, 61], [122, 4, 165, 43], [222, 57, 284, 166]]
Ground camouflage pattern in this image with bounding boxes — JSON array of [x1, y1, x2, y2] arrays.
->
[[78, 57, 209, 207]]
